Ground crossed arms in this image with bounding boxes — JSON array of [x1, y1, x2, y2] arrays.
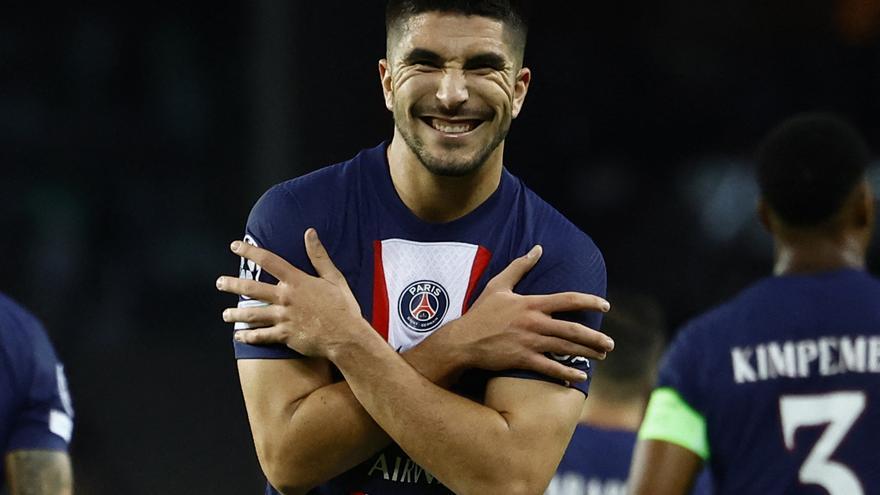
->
[[218, 229, 613, 494]]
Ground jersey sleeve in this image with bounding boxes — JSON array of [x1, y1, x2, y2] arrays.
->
[[2, 314, 74, 454], [233, 183, 320, 359], [497, 230, 607, 395], [638, 323, 710, 459]]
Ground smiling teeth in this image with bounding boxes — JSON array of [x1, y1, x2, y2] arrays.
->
[[431, 118, 475, 134]]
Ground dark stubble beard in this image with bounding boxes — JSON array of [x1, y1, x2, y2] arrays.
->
[[394, 105, 510, 178]]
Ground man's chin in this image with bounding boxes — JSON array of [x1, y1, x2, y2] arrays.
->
[[418, 157, 483, 177]]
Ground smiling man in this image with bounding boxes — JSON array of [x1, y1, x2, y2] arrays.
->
[[217, 2, 613, 494]]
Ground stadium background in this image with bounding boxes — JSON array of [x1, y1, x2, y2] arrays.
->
[[2, 1, 878, 493]]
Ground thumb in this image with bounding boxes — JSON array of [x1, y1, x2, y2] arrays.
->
[[304, 228, 344, 282], [486, 245, 542, 291]]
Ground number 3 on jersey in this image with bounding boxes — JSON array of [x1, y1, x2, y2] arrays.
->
[[779, 391, 866, 495]]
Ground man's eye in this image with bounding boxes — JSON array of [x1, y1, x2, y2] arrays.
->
[[413, 61, 440, 69]]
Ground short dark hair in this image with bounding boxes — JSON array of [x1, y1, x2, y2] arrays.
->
[[757, 112, 870, 227], [593, 292, 666, 399], [385, 0, 530, 53]]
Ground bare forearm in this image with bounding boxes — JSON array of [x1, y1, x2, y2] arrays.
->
[[251, 327, 466, 492], [331, 327, 540, 494], [5, 450, 72, 495], [627, 440, 702, 495]]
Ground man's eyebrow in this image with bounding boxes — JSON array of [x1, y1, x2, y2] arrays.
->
[[402, 48, 444, 65], [402, 49, 510, 70], [462, 52, 508, 70]]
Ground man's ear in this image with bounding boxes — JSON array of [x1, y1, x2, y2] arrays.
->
[[378, 59, 394, 112], [511, 67, 531, 119]]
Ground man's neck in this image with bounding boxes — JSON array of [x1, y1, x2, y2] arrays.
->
[[386, 134, 503, 224], [773, 233, 866, 276], [579, 395, 645, 432]]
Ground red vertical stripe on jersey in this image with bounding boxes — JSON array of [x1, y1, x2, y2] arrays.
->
[[462, 246, 492, 312], [371, 240, 390, 341]]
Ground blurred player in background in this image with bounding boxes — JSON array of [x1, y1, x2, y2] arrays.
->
[[0, 292, 74, 495], [216, 0, 614, 494], [547, 293, 711, 495], [628, 112, 880, 494]]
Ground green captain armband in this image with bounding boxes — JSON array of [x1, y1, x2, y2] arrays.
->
[[638, 387, 710, 460]]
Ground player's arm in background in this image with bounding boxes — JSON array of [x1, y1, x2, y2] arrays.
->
[[227, 188, 612, 493], [1, 304, 74, 495], [229, 227, 609, 494], [628, 325, 708, 495]]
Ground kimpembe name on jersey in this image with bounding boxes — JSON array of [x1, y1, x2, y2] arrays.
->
[[731, 334, 880, 383]]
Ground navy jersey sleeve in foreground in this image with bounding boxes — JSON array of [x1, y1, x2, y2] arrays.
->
[[1, 296, 74, 456], [233, 183, 319, 359]]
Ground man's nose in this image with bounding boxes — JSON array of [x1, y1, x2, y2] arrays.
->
[[435, 69, 468, 110]]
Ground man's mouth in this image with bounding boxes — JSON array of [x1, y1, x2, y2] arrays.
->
[[422, 117, 483, 135]]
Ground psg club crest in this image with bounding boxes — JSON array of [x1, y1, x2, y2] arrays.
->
[[398, 280, 449, 332]]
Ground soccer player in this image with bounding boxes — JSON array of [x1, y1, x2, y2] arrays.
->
[[0, 292, 74, 495], [628, 112, 880, 495], [216, 1, 614, 493]]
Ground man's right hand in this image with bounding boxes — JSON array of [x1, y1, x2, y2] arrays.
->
[[446, 245, 614, 384]]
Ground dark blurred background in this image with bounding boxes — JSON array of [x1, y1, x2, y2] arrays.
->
[[2, 1, 879, 493]]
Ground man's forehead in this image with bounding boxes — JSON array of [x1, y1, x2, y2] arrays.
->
[[395, 12, 513, 58]]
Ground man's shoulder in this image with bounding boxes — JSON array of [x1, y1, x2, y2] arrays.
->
[[679, 269, 880, 345], [0, 292, 47, 349], [502, 177, 605, 298], [0, 293, 55, 383], [249, 143, 385, 225], [512, 177, 601, 260], [265, 147, 379, 207]]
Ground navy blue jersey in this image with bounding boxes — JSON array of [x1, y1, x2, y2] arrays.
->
[[547, 425, 635, 495], [234, 142, 606, 494], [548, 425, 713, 495], [658, 269, 880, 495], [0, 293, 74, 482]]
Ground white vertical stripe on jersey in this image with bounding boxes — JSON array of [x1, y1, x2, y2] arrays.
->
[[380, 239, 479, 352]]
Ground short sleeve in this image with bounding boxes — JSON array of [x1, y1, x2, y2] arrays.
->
[[656, 323, 704, 410], [233, 183, 320, 359], [497, 230, 607, 395], [637, 323, 711, 459], [2, 312, 74, 454]]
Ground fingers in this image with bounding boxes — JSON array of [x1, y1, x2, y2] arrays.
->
[[522, 354, 590, 384], [215, 276, 278, 302], [303, 228, 344, 283], [231, 240, 301, 283], [539, 318, 615, 353], [233, 327, 287, 345], [485, 245, 542, 291], [535, 335, 608, 360], [222, 305, 279, 326], [528, 292, 610, 314]]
